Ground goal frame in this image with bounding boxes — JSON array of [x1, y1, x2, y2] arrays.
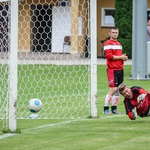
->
[[8, 0, 97, 132]]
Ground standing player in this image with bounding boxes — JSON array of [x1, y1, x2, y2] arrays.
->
[[118, 83, 150, 120], [147, 19, 150, 41], [103, 27, 128, 114]]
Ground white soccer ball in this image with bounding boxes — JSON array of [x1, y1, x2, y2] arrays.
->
[[28, 98, 43, 113]]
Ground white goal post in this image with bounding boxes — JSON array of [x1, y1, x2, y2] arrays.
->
[[8, 0, 18, 132], [0, 0, 97, 132]]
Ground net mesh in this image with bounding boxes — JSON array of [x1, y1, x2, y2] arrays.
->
[[0, 0, 91, 131], [0, 1, 10, 131]]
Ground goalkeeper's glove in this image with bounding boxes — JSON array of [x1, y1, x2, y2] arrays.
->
[[128, 112, 136, 120], [137, 94, 147, 102]]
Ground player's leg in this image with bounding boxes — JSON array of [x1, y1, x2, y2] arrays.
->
[[111, 69, 124, 114], [111, 90, 120, 114], [103, 69, 117, 114], [104, 94, 112, 114]]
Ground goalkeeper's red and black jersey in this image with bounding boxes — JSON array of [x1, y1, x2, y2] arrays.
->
[[123, 86, 149, 117], [104, 39, 123, 70]]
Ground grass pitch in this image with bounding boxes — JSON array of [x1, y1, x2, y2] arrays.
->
[[0, 65, 150, 150]]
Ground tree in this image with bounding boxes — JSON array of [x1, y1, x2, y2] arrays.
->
[[114, 0, 133, 58]]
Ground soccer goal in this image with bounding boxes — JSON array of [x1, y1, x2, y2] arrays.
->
[[0, 0, 97, 132]]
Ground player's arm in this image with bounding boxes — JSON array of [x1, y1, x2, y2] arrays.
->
[[132, 86, 147, 95], [128, 111, 136, 120], [113, 54, 128, 61], [132, 87, 148, 102], [124, 100, 136, 120], [105, 51, 128, 61], [137, 93, 147, 102]]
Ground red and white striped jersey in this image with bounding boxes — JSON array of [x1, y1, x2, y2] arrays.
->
[[104, 39, 123, 70]]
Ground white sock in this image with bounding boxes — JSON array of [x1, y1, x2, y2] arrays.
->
[[112, 95, 120, 106], [104, 94, 112, 106]]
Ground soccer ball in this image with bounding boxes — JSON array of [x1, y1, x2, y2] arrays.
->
[[28, 98, 43, 113]]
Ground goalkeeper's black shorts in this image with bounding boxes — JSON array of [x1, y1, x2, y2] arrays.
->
[[139, 106, 150, 117]]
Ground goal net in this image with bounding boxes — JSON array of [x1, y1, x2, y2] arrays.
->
[[0, 1, 10, 132], [0, 0, 97, 132]]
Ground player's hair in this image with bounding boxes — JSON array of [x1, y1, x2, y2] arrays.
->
[[118, 83, 126, 94], [110, 26, 118, 31]]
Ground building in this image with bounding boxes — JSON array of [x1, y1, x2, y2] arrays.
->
[[1, 0, 150, 57]]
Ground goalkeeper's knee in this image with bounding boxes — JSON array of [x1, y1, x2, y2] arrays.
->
[[114, 90, 120, 96]]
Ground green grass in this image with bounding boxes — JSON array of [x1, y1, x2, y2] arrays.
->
[[18, 65, 90, 118], [0, 65, 150, 150]]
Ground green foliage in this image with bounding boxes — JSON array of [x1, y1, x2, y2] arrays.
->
[[115, 0, 132, 58], [119, 38, 132, 58], [115, 0, 132, 39]]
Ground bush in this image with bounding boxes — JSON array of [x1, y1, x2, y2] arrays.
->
[[118, 38, 132, 59], [115, 0, 132, 58]]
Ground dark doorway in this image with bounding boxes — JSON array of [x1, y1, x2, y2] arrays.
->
[[30, 5, 52, 52], [0, 4, 9, 52]]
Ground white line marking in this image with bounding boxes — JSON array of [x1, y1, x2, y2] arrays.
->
[[0, 114, 125, 139], [22, 120, 72, 132], [0, 120, 73, 140], [100, 114, 126, 119], [0, 133, 17, 139]]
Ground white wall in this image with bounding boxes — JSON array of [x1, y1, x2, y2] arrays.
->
[[52, 6, 71, 53]]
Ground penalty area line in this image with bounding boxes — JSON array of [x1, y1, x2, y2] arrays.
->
[[0, 120, 74, 140], [0, 133, 17, 139], [0, 115, 125, 139], [22, 120, 73, 132]]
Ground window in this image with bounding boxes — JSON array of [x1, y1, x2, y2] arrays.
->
[[58, 0, 71, 6], [147, 9, 150, 20], [101, 7, 115, 27]]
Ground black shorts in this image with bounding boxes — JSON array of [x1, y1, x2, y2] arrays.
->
[[107, 69, 124, 87], [139, 106, 150, 117]]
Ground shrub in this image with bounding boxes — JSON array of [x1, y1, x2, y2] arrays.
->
[[115, 0, 132, 58], [118, 38, 132, 59]]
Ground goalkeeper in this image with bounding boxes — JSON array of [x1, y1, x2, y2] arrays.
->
[[118, 83, 150, 120]]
